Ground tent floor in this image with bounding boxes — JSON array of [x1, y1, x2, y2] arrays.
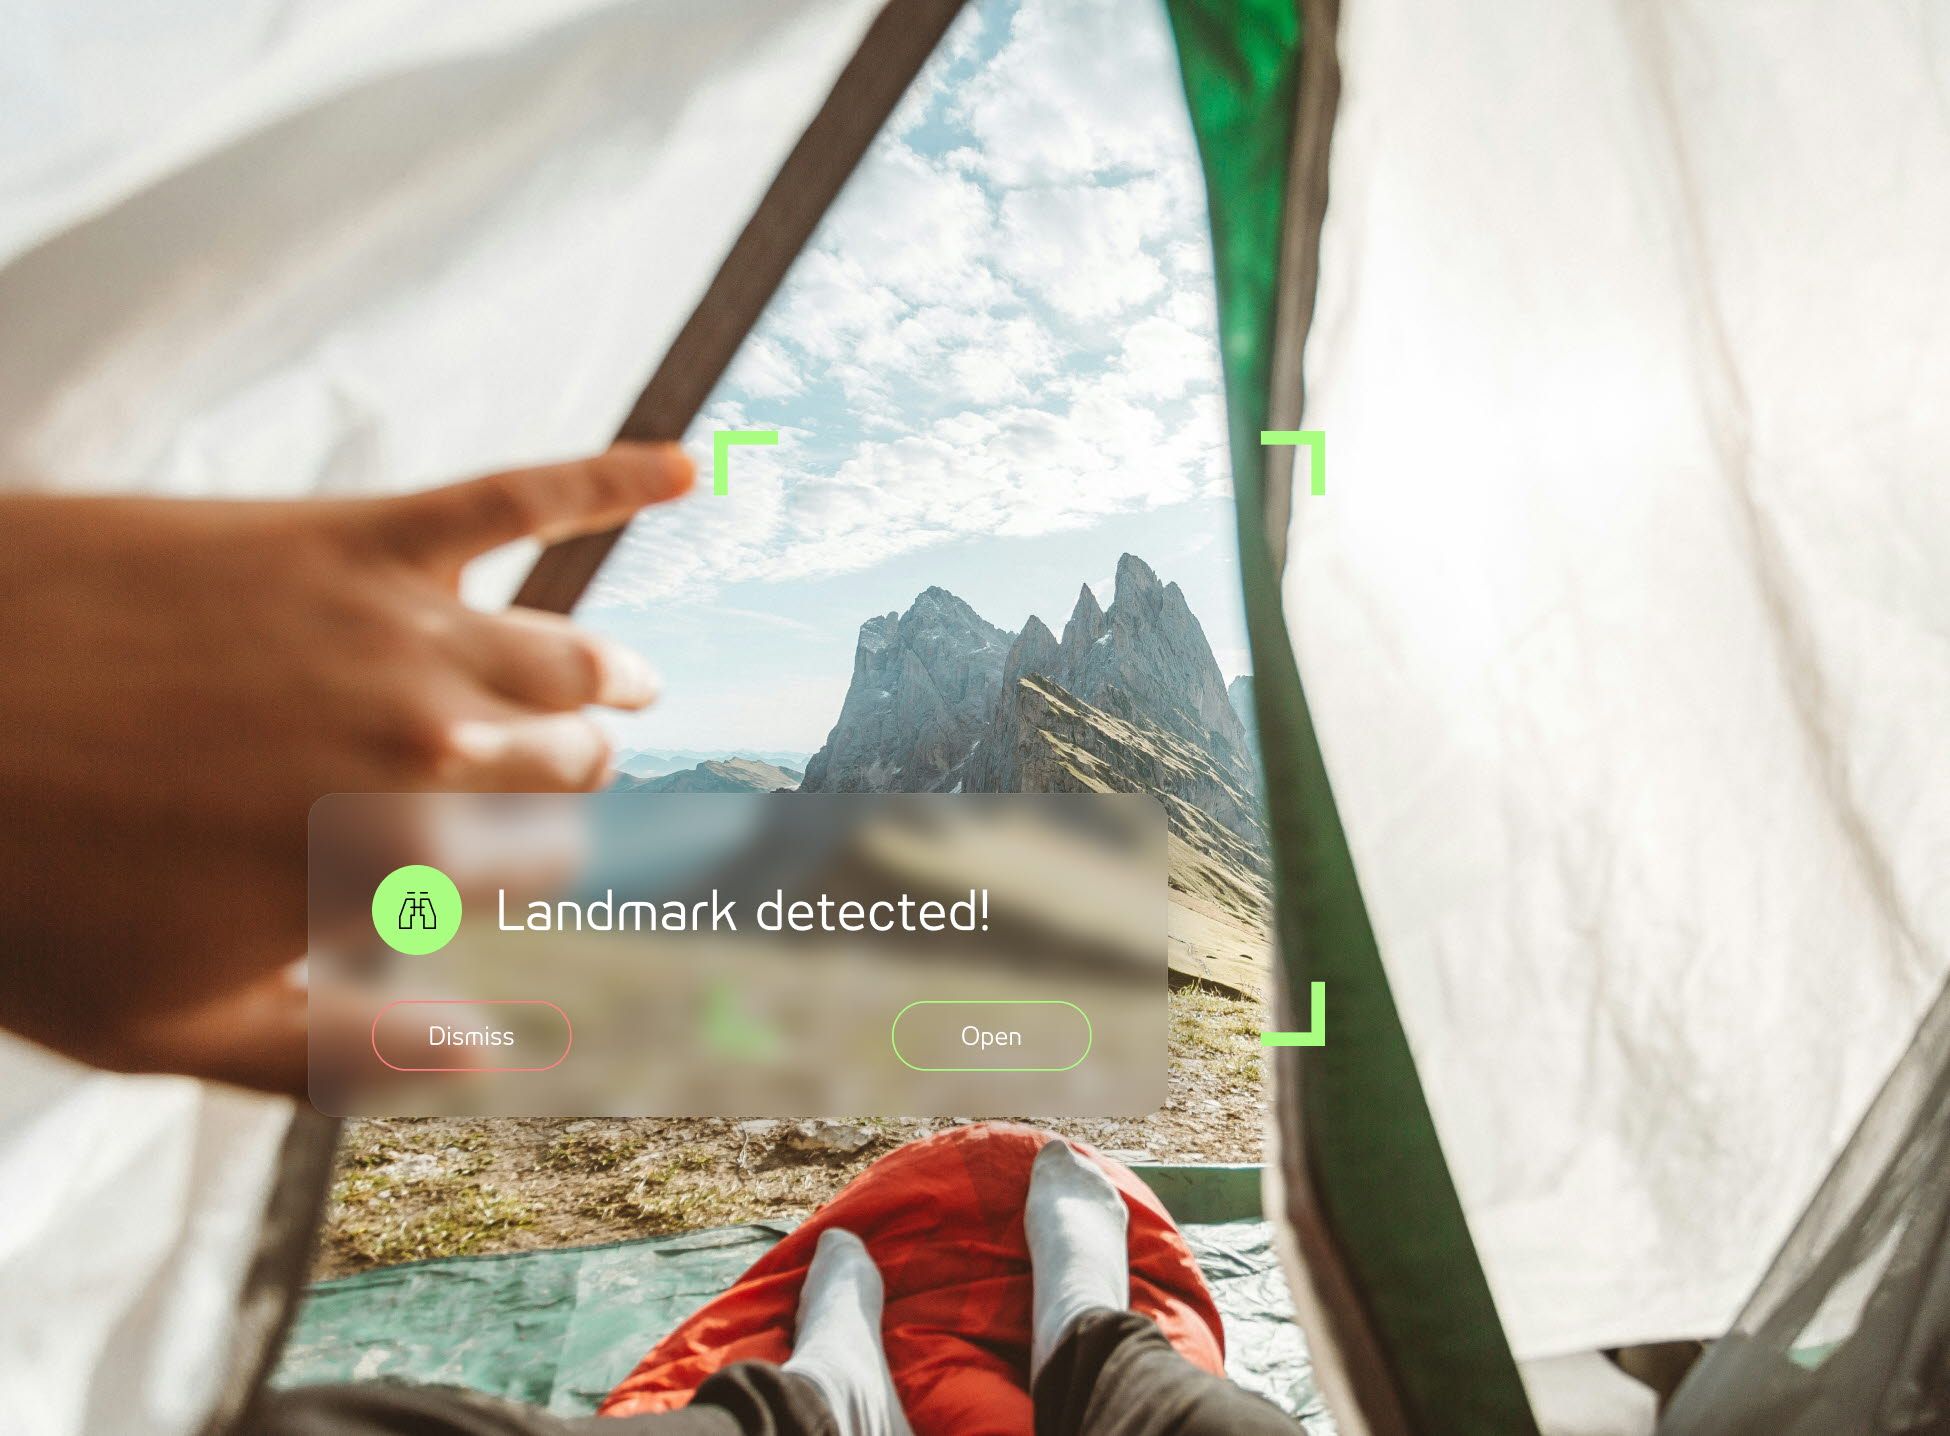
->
[[275, 1185, 1328, 1427]]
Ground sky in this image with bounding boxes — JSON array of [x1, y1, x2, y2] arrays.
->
[[581, 0, 1246, 756]]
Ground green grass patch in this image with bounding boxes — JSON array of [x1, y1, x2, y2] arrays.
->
[[1170, 982, 1265, 1087]]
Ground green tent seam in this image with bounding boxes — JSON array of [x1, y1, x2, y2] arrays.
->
[[1161, 1, 1539, 1431]]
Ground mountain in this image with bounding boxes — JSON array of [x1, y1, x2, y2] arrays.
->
[[971, 673, 1264, 868], [799, 588, 1013, 792], [614, 757, 802, 794], [1056, 556, 1253, 788], [615, 747, 812, 779], [804, 554, 1262, 848], [958, 555, 1253, 795], [799, 554, 1270, 990]]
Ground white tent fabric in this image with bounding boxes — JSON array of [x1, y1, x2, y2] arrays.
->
[[0, 0, 882, 589], [0, 4, 880, 1432], [1293, 0, 1950, 1359], [0, 1040, 291, 1435]]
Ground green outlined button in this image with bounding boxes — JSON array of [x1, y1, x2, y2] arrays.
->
[[891, 1000, 1092, 1073], [371, 864, 462, 955]]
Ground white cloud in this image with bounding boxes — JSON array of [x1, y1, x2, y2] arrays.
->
[[1163, 284, 1217, 333], [1109, 312, 1215, 403], [689, 604, 821, 637], [1166, 240, 1210, 281], [724, 336, 803, 401], [953, 0, 1194, 188], [769, 250, 904, 364], [888, 4, 987, 138], [946, 349, 1025, 405], [943, 312, 1057, 404], [818, 141, 999, 307], [996, 184, 1165, 321]]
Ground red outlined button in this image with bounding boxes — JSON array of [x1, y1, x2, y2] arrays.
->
[[371, 999, 572, 1073]]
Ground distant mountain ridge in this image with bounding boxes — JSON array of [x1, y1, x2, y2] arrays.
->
[[615, 746, 812, 779], [615, 757, 802, 794]]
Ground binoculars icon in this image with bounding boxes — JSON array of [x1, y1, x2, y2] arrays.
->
[[396, 891, 439, 932]]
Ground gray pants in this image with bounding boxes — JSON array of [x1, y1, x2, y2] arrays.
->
[[253, 1311, 1305, 1436]]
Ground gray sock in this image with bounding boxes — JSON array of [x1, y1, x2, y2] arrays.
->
[[1026, 1139, 1130, 1378], [781, 1228, 913, 1436]]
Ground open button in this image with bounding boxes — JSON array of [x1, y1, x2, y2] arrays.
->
[[890, 1000, 1092, 1072]]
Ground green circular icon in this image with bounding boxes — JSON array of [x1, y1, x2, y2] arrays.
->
[[372, 865, 463, 955]]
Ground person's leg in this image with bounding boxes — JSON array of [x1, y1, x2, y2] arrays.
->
[[249, 1376, 794, 1434], [1032, 1309, 1305, 1436], [250, 1369, 832, 1435], [776, 1229, 912, 1436], [1025, 1140, 1308, 1436]]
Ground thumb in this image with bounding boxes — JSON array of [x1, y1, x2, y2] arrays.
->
[[373, 442, 694, 565]]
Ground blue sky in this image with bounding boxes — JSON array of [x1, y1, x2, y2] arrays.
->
[[581, 0, 1246, 754]]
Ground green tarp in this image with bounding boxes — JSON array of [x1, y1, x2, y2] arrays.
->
[[274, 1220, 1328, 1427]]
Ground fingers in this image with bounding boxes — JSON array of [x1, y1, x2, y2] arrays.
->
[[370, 442, 694, 566], [459, 608, 659, 712], [325, 445, 675, 791], [443, 710, 614, 792]]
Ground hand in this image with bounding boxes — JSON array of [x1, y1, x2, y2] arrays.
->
[[0, 442, 691, 1087]]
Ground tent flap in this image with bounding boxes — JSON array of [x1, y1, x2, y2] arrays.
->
[[1284, 0, 1950, 1379], [1165, 1, 1540, 1431]]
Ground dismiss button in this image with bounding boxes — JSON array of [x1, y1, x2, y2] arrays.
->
[[890, 1000, 1092, 1072], [371, 999, 573, 1073]]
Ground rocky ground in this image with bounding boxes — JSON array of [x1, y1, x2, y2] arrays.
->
[[316, 981, 1267, 1279]]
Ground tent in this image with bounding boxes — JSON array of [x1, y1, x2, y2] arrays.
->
[[2, 1, 1946, 1433]]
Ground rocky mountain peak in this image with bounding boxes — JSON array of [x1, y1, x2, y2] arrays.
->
[[1057, 583, 1107, 672], [1004, 614, 1061, 688], [1113, 552, 1162, 605], [1062, 556, 1253, 787], [904, 585, 976, 625], [800, 587, 1012, 793], [855, 611, 899, 656]]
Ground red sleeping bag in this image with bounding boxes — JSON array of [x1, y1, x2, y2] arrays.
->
[[600, 1123, 1226, 1434]]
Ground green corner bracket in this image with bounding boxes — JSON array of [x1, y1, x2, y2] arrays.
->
[[1260, 981, 1326, 1046], [712, 428, 779, 496], [1260, 428, 1325, 495]]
